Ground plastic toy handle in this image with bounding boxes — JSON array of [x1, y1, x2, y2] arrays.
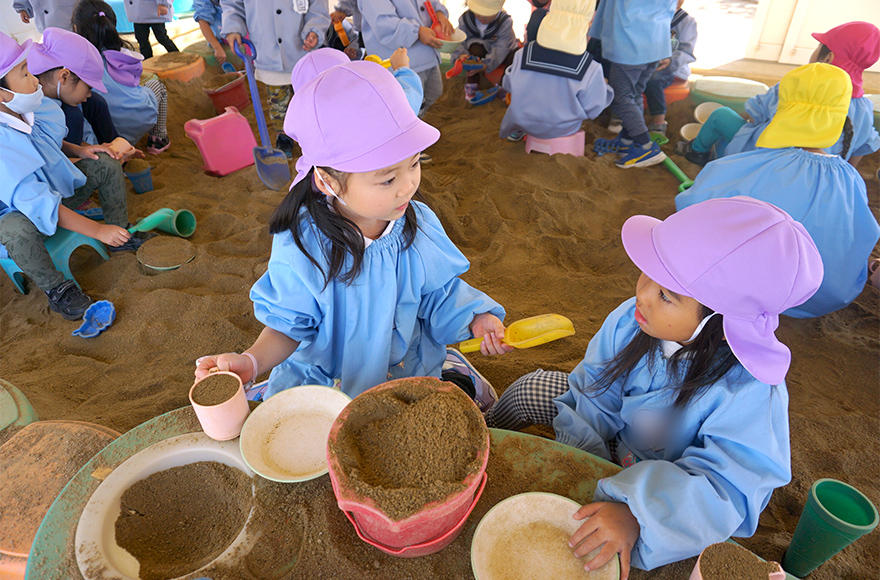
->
[[458, 337, 484, 353], [661, 157, 691, 185], [424, 0, 447, 39], [364, 54, 392, 68], [334, 22, 350, 47], [234, 39, 272, 150]]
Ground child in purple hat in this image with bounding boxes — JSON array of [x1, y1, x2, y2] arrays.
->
[[196, 61, 511, 410], [486, 197, 824, 577]]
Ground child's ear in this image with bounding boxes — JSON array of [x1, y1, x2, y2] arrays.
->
[[823, 51, 835, 64], [314, 168, 341, 197]]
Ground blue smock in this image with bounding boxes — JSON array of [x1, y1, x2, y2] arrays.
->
[[357, 0, 449, 74], [553, 298, 791, 571], [250, 201, 505, 400], [668, 9, 697, 81], [588, 0, 676, 66], [100, 51, 159, 144], [676, 148, 879, 318], [723, 86, 880, 161], [122, 0, 173, 24], [450, 10, 519, 73], [500, 49, 613, 139], [193, 0, 224, 39], [12, 0, 77, 32], [220, 0, 330, 77], [392, 66, 423, 115]]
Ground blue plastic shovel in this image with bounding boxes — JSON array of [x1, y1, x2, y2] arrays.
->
[[233, 39, 291, 191]]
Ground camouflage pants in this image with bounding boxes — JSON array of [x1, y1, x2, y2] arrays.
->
[[266, 84, 294, 136], [0, 153, 128, 292]]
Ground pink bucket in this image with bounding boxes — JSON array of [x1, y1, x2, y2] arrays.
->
[[326, 378, 490, 558]]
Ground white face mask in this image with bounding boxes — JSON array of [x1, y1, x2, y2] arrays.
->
[[1, 85, 44, 115], [315, 168, 348, 207]]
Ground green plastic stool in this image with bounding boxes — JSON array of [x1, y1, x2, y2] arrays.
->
[[0, 228, 109, 294]]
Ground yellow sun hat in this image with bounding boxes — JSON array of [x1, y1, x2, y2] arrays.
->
[[536, 0, 595, 56], [756, 63, 852, 150], [467, 0, 505, 18]]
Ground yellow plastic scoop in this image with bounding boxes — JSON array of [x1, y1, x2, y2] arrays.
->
[[458, 314, 575, 353]]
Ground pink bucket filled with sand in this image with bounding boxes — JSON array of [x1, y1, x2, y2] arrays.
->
[[326, 377, 490, 558]]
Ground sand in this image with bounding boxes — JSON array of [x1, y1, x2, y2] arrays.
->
[[0, 61, 877, 579]]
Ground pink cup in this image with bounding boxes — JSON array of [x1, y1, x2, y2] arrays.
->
[[189, 370, 250, 441], [689, 544, 786, 580]]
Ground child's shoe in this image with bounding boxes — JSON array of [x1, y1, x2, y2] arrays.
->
[[45, 280, 93, 320], [464, 82, 478, 101], [674, 140, 711, 166], [607, 117, 623, 134], [146, 136, 170, 155], [109, 230, 157, 252], [614, 141, 667, 168], [442, 347, 498, 412], [276, 133, 295, 159], [648, 122, 668, 137], [593, 135, 630, 156], [506, 130, 526, 142]]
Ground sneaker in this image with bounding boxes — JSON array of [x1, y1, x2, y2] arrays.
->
[[45, 280, 93, 320], [146, 136, 170, 155], [109, 230, 157, 252], [464, 82, 478, 101], [442, 347, 497, 411], [648, 122, 668, 137], [275, 133, 295, 159], [614, 141, 667, 168], [607, 117, 623, 134], [593, 135, 631, 156], [419, 152, 432, 164], [675, 140, 711, 166], [506, 130, 526, 142]]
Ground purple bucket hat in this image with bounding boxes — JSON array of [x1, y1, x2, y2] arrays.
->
[[27, 28, 107, 93], [284, 60, 439, 186], [621, 196, 824, 385], [290, 47, 349, 92], [0, 32, 33, 81]]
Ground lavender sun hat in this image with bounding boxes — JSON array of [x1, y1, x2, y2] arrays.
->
[[27, 28, 107, 93], [0, 32, 33, 81], [621, 196, 824, 385], [284, 60, 440, 186], [290, 47, 349, 92]]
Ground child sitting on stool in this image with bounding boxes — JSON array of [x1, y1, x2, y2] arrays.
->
[[449, 0, 519, 101]]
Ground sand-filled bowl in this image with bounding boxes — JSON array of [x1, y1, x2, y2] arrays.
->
[[327, 376, 489, 557], [438, 29, 467, 53]]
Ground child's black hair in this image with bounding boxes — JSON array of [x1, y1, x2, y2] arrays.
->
[[268, 167, 421, 289], [581, 305, 741, 408], [72, 0, 134, 52], [0, 77, 7, 90], [816, 43, 832, 62], [36, 68, 81, 85], [841, 116, 853, 159]]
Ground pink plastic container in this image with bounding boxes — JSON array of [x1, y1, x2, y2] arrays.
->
[[326, 378, 490, 558], [189, 370, 250, 441], [525, 130, 585, 157], [184, 106, 257, 176]]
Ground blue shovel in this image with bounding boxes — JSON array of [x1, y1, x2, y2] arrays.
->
[[233, 39, 291, 191]]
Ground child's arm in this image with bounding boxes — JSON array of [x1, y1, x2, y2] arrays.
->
[[157, 0, 172, 17], [58, 205, 130, 246], [362, 0, 441, 49], [61, 141, 121, 161], [743, 84, 779, 126], [195, 326, 301, 383], [302, 0, 331, 51], [13, 0, 32, 23], [668, 16, 697, 79], [576, 63, 615, 120], [478, 15, 518, 72], [332, 0, 355, 21], [193, 0, 226, 63], [219, 0, 248, 47], [199, 20, 226, 63]]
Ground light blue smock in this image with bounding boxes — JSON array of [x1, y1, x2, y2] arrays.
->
[[668, 9, 697, 81], [553, 298, 791, 571], [500, 49, 613, 139], [193, 0, 224, 39], [449, 10, 519, 73], [100, 51, 159, 144], [250, 201, 505, 400], [220, 0, 330, 76], [392, 66, 423, 115], [12, 0, 77, 32], [676, 148, 879, 318], [588, 0, 676, 66], [357, 0, 449, 74], [723, 86, 880, 161], [0, 104, 85, 237], [122, 0, 173, 24]]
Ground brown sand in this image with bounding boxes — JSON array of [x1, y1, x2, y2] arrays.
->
[[203, 72, 243, 91], [123, 158, 151, 173], [699, 541, 782, 579], [0, 59, 877, 578], [190, 372, 241, 406], [143, 51, 203, 71]]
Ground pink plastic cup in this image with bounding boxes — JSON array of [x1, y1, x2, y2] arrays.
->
[[689, 544, 786, 580], [189, 370, 250, 441]]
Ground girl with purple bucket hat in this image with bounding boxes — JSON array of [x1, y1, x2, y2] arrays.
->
[[486, 197, 824, 578], [196, 61, 511, 410]]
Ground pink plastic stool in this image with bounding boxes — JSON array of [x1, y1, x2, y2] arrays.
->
[[184, 106, 257, 176], [524, 130, 585, 157]]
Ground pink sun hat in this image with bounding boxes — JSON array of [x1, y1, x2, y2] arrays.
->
[[811, 21, 880, 99], [0, 32, 33, 81], [621, 196, 824, 385], [26, 27, 107, 93], [284, 60, 439, 186], [290, 47, 349, 92]]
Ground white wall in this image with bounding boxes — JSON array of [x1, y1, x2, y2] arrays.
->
[[0, 1, 40, 42]]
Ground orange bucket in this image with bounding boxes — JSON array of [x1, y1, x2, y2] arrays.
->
[[203, 72, 250, 115]]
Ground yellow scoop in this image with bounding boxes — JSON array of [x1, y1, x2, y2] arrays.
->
[[458, 314, 575, 353], [364, 55, 392, 68]]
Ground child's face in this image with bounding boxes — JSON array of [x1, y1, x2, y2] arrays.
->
[[0, 61, 40, 98], [475, 12, 499, 25], [57, 71, 93, 106], [319, 153, 422, 234], [634, 273, 704, 344]]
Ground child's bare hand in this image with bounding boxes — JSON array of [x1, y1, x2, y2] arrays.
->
[[389, 47, 409, 70], [18, 10, 30, 23], [195, 353, 255, 383], [330, 10, 347, 23], [418, 27, 443, 48], [436, 13, 454, 38], [98, 225, 131, 247], [157, 4, 168, 16], [469, 313, 514, 356], [655, 58, 671, 71], [227, 33, 243, 53], [213, 43, 227, 64], [569, 502, 640, 580], [303, 31, 319, 51], [343, 46, 358, 60]]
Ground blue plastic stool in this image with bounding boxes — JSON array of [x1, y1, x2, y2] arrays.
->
[[0, 228, 109, 294]]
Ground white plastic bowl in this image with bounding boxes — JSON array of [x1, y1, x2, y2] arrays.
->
[[438, 29, 467, 54], [239, 385, 351, 482], [680, 122, 704, 142], [694, 101, 724, 123]]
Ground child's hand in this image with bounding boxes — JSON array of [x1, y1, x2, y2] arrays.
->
[[227, 33, 243, 53], [98, 225, 131, 247], [343, 46, 358, 60], [79, 144, 119, 160], [18, 10, 30, 23], [569, 502, 640, 580], [195, 353, 256, 383], [389, 47, 409, 70], [157, 5, 168, 17], [212, 43, 227, 64], [330, 10, 347, 23], [436, 13, 454, 38], [303, 31, 319, 51], [418, 27, 443, 48], [469, 313, 514, 356], [655, 58, 671, 71]]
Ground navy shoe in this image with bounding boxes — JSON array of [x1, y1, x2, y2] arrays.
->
[[614, 141, 667, 169], [46, 280, 93, 320]]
